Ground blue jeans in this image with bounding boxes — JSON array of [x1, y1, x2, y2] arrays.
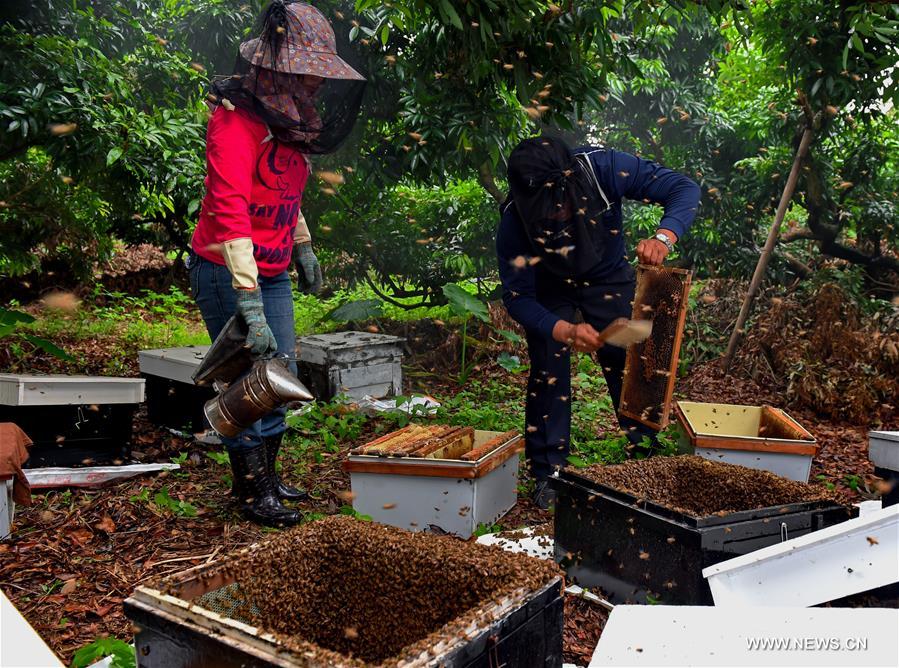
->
[[188, 255, 297, 452]]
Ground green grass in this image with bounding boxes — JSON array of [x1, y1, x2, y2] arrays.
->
[[22, 286, 208, 349]]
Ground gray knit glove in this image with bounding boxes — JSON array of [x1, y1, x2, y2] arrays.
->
[[294, 242, 323, 295], [235, 288, 278, 357]]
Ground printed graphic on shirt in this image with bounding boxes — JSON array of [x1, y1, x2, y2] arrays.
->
[[250, 141, 303, 262]]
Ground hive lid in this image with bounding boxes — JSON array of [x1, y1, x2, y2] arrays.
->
[[0, 374, 145, 406], [869, 430, 899, 443], [138, 346, 210, 385], [590, 606, 899, 667], [300, 331, 405, 349]]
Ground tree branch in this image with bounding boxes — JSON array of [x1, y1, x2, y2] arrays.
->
[[818, 238, 899, 274], [477, 162, 504, 204], [780, 227, 818, 243], [363, 274, 433, 310], [779, 250, 813, 278]]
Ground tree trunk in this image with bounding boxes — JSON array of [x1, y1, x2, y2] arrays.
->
[[478, 162, 505, 204], [723, 127, 814, 372]]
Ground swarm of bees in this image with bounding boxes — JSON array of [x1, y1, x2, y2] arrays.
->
[[159, 516, 561, 664], [576, 455, 840, 518]]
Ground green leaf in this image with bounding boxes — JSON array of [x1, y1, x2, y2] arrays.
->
[[497, 329, 523, 344], [810, 78, 823, 97], [497, 352, 526, 372], [440, 0, 463, 30], [850, 33, 864, 53], [442, 283, 488, 322], [566, 454, 589, 468], [325, 299, 383, 322], [106, 147, 123, 166], [0, 308, 35, 326], [22, 334, 74, 361], [71, 637, 135, 668]]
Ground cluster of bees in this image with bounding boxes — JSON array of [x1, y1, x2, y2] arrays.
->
[[576, 455, 838, 518], [173, 516, 560, 665]]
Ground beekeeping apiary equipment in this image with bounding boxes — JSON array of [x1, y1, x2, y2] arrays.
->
[[674, 401, 819, 482], [589, 606, 899, 668], [124, 516, 564, 668], [344, 425, 522, 538], [551, 456, 853, 605], [703, 503, 899, 608], [0, 374, 145, 467], [138, 346, 215, 433], [869, 431, 899, 507], [619, 266, 691, 430], [297, 331, 404, 401], [0, 478, 14, 540]]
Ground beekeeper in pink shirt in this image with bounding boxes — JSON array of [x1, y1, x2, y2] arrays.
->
[[188, 1, 364, 526]]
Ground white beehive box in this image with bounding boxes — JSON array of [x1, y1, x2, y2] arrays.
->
[[703, 503, 899, 608], [345, 430, 522, 539], [0, 478, 14, 540], [0, 374, 145, 468], [0, 374, 145, 405], [675, 401, 818, 482], [869, 431, 899, 471], [589, 606, 899, 667], [138, 346, 210, 385], [869, 431, 899, 507], [298, 331, 404, 401], [138, 347, 215, 434]]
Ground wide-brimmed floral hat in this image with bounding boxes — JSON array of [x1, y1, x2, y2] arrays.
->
[[239, 2, 364, 81], [212, 1, 365, 153]]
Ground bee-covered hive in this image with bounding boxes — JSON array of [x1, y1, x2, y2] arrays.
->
[[575, 455, 838, 518], [136, 516, 563, 667], [551, 456, 852, 605]]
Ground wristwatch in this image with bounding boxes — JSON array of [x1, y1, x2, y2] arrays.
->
[[654, 232, 675, 253]]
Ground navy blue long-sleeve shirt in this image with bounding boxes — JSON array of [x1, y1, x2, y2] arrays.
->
[[496, 146, 701, 339]]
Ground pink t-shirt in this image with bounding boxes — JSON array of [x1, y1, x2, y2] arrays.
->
[[191, 106, 309, 276]]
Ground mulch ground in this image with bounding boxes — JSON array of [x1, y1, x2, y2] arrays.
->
[[563, 596, 609, 666], [1, 349, 894, 665]]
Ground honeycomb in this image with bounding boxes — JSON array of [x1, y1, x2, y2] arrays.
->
[[621, 266, 691, 429]]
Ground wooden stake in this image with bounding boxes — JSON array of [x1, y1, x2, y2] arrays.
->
[[723, 127, 814, 373]]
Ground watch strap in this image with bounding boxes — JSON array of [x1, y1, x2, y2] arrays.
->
[[654, 232, 674, 252]]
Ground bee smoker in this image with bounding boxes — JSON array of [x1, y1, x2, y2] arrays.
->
[[193, 315, 314, 438], [204, 357, 314, 438]]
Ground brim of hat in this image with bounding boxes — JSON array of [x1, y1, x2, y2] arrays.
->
[[239, 39, 365, 81]]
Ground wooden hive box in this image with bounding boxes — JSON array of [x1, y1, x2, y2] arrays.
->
[[297, 331, 404, 401]]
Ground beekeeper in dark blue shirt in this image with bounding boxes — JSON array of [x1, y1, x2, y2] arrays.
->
[[496, 136, 701, 508]]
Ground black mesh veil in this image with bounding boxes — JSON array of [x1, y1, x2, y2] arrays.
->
[[505, 137, 610, 277], [209, 1, 365, 154]]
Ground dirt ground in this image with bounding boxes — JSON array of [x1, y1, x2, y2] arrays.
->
[[1, 312, 895, 665]]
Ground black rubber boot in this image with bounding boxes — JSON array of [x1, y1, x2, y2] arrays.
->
[[264, 433, 308, 501], [228, 444, 302, 527], [531, 479, 557, 511]]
